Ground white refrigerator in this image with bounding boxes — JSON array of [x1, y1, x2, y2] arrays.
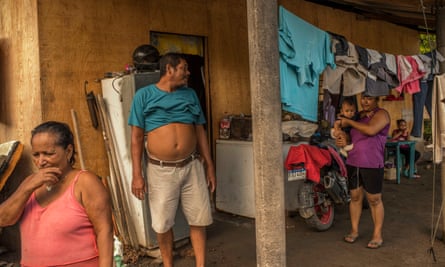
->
[[101, 72, 189, 249]]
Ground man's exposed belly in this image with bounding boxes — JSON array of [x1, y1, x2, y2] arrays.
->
[[146, 123, 197, 161]]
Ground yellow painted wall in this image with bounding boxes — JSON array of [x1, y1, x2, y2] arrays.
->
[[1, 0, 421, 185]]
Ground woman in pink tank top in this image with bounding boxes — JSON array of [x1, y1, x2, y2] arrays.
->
[[0, 121, 113, 266]]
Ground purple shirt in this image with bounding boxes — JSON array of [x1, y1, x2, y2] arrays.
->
[[346, 108, 389, 168]]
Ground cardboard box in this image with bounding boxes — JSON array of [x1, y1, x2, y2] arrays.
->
[[384, 168, 396, 180]]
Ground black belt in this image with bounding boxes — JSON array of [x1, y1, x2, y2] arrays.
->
[[148, 152, 199, 167]]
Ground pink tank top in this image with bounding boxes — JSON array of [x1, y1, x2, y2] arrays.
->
[[20, 170, 99, 266]]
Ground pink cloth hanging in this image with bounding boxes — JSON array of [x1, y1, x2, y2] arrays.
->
[[394, 55, 425, 94]]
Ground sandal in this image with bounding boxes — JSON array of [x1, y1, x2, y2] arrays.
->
[[367, 240, 383, 249], [344, 233, 359, 243]]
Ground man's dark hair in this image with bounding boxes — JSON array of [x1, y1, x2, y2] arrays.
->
[[159, 53, 184, 77]]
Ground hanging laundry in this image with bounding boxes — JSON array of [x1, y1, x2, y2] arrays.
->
[[412, 50, 445, 137], [385, 53, 398, 77], [322, 41, 366, 96], [365, 53, 399, 96], [278, 6, 335, 122], [355, 45, 368, 69], [432, 74, 445, 164], [322, 90, 337, 127], [366, 48, 383, 66], [418, 50, 445, 81], [394, 55, 425, 94], [327, 32, 349, 56]]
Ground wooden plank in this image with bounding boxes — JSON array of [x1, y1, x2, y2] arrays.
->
[[0, 141, 23, 192]]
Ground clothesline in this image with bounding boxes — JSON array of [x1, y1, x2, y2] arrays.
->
[[278, 5, 444, 125], [324, 32, 444, 98]]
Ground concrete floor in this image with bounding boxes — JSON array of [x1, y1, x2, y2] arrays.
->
[[120, 159, 445, 267], [1, 159, 445, 267]]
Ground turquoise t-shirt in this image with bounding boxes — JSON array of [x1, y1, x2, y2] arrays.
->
[[278, 6, 335, 122], [128, 84, 206, 132]]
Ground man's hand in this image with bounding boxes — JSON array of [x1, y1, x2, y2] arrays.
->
[[132, 176, 146, 200], [206, 169, 216, 193]]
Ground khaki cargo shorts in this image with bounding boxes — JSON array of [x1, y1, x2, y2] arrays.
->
[[147, 158, 213, 233]]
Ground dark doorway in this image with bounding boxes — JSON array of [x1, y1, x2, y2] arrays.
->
[[149, 32, 208, 124]]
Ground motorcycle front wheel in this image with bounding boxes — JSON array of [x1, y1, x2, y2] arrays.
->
[[302, 183, 335, 231]]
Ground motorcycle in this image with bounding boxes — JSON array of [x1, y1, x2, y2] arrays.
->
[[285, 142, 350, 231]]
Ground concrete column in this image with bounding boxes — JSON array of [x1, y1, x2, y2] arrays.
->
[[435, 4, 445, 240], [246, 0, 286, 266]]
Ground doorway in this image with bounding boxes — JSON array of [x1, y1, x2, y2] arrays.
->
[[149, 31, 209, 129]]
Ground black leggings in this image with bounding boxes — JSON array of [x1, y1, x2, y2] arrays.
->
[[347, 165, 384, 194]]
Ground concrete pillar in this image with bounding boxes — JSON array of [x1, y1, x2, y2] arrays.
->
[[246, 0, 286, 266], [436, 4, 445, 240]]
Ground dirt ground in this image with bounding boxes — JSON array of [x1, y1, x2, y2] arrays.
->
[[130, 159, 445, 267], [1, 160, 445, 267]]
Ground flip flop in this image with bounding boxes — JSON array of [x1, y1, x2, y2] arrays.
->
[[367, 240, 383, 249], [344, 233, 359, 243]]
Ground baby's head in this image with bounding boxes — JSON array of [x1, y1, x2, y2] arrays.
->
[[340, 98, 356, 119]]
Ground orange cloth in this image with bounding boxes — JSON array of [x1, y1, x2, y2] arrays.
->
[[20, 170, 99, 266]]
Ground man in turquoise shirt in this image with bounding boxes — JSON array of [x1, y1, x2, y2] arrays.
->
[[128, 53, 216, 267]]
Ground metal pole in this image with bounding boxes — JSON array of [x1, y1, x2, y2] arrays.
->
[[246, 0, 286, 266], [435, 3, 445, 240], [437, 7, 445, 70]]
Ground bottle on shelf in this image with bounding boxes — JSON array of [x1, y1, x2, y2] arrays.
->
[[219, 113, 231, 139]]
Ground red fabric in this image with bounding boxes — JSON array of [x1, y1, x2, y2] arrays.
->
[[285, 144, 331, 183]]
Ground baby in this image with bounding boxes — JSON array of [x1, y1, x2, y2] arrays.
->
[[331, 98, 357, 158]]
